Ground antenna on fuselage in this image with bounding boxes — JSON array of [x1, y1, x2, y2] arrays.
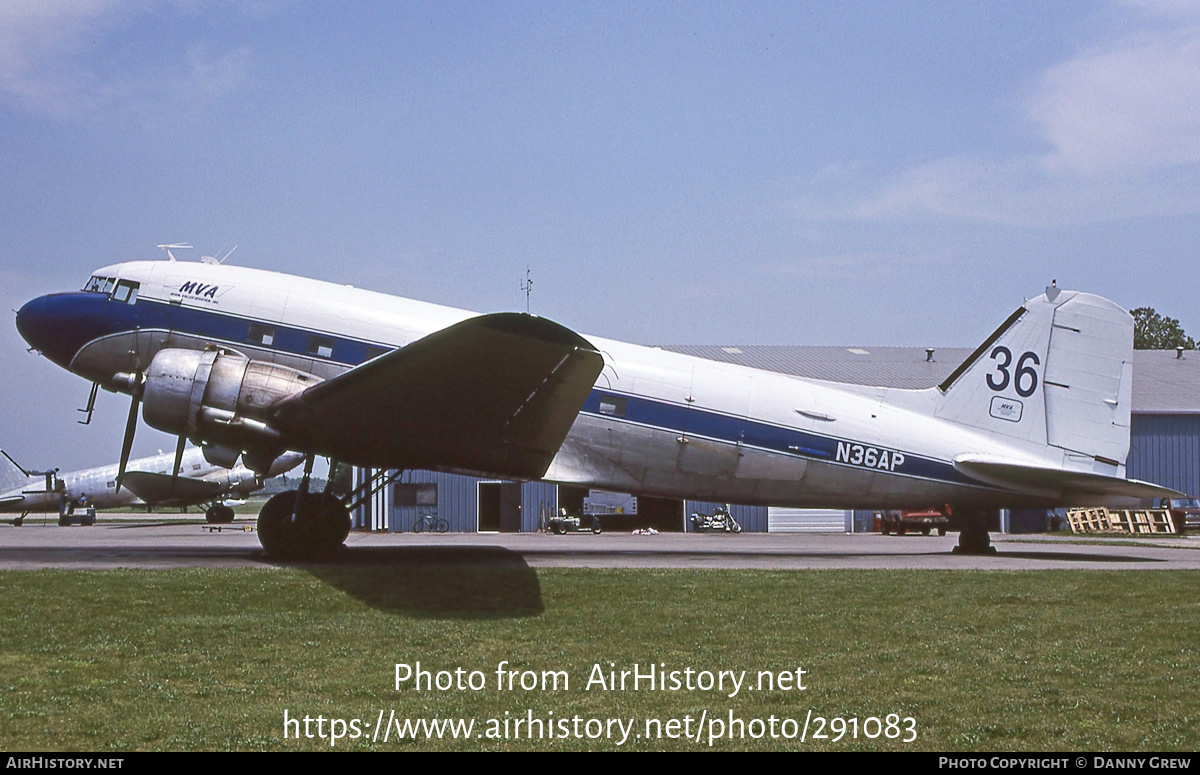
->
[[202, 245, 238, 265], [520, 266, 533, 314], [157, 243, 193, 262]]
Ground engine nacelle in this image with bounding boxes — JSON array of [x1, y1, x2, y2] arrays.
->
[[140, 349, 321, 451], [198, 466, 261, 498]]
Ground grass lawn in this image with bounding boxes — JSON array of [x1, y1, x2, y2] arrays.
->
[[0, 567, 1196, 751]]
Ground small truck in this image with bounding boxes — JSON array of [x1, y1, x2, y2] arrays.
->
[[880, 509, 948, 536]]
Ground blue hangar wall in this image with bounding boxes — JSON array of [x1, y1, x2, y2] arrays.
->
[[350, 469, 769, 533], [1128, 414, 1200, 498]]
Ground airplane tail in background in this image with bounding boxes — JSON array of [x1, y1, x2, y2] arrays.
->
[[0, 450, 35, 493], [934, 286, 1133, 470]]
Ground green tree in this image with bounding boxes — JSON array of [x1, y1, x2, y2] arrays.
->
[[1130, 307, 1196, 350]]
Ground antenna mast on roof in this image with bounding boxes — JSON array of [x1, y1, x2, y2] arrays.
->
[[157, 243, 193, 262], [520, 266, 533, 314]]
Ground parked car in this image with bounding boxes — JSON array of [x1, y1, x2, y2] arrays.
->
[[880, 509, 948, 536], [1157, 497, 1200, 533]]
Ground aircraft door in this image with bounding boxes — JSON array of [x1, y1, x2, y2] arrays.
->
[[676, 365, 751, 479]]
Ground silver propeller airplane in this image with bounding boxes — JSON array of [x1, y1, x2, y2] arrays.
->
[[15, 256, 1173, 557], [0, 445, 303, 524]]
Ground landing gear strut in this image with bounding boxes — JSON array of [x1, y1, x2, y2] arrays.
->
[[953, 508, 998, 555], [256, 455, 351, 560]]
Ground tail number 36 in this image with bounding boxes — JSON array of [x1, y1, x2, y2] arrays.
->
[[986, 346, 1040, 397]]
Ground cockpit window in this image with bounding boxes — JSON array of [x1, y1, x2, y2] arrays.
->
[[111, 280, 139, 305], [83, 276, 111, 293]]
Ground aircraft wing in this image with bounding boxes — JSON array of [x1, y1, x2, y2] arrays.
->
[[121, 471, 224, 504], [269, 312, 605, 480], [953, 455, 1182, 502]]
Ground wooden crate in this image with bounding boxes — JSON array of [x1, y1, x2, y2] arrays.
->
[[1066, 507, 1177, 534]]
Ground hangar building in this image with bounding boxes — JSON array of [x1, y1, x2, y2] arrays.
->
[[354, 348, 1199, 534]]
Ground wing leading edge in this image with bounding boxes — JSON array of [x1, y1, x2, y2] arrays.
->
[[270, 312, 605, 480]]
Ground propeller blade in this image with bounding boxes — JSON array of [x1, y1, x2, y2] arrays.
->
[[115, 393, 141, 491], [170, 435, 186, 494]]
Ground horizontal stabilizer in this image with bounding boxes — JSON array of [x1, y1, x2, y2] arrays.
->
[[121, 471, 223, 504], [954, 455, 1180, 503], [270, 312, 604, 480]]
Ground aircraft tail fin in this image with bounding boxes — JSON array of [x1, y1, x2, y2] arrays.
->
[[935, 286, 1133, 470], [0, 450, 35, 493]]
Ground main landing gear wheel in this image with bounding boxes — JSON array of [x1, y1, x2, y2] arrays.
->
[[257, 490, 351, 561], [205, 504, 235, 524], [952, 508, 998, 555]]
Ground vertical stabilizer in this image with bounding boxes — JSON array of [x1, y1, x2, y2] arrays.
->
[[0, 450, 35, 493], [935, 288, 1133, 468]]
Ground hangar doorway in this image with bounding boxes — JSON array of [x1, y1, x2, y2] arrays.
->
[[557, 486, 684, 532], [638, 496, 685, 532], [478, 482, 522, 533]]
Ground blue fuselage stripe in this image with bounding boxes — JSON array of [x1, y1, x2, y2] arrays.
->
[[580, 390, 973, 487], [53, 293, 973, 489]]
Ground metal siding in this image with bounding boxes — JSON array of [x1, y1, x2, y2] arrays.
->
[[399, 470, 479, 532], [768, 507, 851, 532], [392, 472, 563, 532], [1129, 415, 1200, 497], [523, 481, 559, 532]]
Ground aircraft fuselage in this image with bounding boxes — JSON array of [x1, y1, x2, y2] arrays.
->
[[16, 260, 1144, 511]]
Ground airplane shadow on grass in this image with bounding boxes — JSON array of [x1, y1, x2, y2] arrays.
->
[[289, 545, 545, 620]]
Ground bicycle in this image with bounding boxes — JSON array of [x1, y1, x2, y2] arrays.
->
[[412, 514, 449, 533]]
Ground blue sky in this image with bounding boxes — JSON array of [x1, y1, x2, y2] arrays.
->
[[2, 1, 1198, 470]]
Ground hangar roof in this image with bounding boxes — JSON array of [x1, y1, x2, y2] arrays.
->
[[659, 346, 1200, 414]]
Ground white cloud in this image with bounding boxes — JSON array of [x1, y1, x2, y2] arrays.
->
[[791, 3, 1200, 227], [0, 1, 250, 120], [0, 0, 128, 116], [1030, 26, 1200, 176]]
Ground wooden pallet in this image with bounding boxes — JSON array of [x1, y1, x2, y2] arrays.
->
[[1066, 507, 1177, 534]]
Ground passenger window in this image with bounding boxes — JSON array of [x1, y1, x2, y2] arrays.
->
[[248, 323, 276, 347], [307, 335, 334, 359]]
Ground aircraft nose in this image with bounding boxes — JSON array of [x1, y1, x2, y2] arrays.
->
[[16, 293, 93, 370], [16, 295, 53, 350]]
